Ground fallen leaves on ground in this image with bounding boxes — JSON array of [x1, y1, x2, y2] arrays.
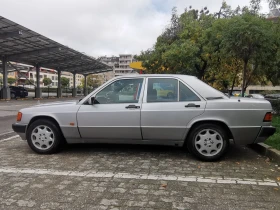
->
[[277, 177, 280, 181], [161, 184, 167, 188]]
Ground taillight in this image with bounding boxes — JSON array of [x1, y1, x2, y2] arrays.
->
[[16, 112, 22, 122], [263, 112, 272, 122]]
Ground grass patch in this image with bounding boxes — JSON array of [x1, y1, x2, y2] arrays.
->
[[265, 115, 280, 150]]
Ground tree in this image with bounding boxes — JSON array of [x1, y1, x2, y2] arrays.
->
[[251, 0, 280, 9], [8, 78, 17, 85], [219, 13, 277, 96], [42, 78, 52, 87], [25, 79, 35, 86], [61, 77, 70, 87], [136, 6, 215, 80], [81, 74, 102, 89]]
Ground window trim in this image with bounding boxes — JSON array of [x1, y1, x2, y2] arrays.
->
[[178, 81, 201, 102], [144, 77, 204, 103], [90, 77, 146, 105]]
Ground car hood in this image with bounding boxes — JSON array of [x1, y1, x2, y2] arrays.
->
[[33, 100, 78, 107]]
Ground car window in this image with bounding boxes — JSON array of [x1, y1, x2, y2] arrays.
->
[[95, 78, 143, 104], [179, 82, 200, 101], [147, 78, 178, 102]]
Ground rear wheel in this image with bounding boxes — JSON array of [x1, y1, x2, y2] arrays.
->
[[26, 119, 63, 154], [187, 123, 229, 161]]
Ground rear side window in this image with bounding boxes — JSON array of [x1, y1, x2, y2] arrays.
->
[[147, 78, 178, 102], [179, 82, 200, 101]]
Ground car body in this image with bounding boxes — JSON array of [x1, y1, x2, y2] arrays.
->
[[246, 94, 265, 99], [10, 86, 28, 99], [12, 74, 276, 161]]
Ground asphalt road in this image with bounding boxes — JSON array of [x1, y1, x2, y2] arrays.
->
[[0, 98, 80, 134], [0, 115, 16, 134]]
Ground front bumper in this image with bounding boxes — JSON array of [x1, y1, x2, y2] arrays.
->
[[12, 123, 27, 140], [254, 126, 276, 143]]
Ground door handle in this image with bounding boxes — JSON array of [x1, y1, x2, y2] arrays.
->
[[185, 103, 200, 108], [125, 105, 140, 109]]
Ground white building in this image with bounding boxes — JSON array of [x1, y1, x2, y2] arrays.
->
[[0, 63, 83, 88], [100, 54, 138, 77]]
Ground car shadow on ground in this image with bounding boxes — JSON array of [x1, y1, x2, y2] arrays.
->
[[61, 142, 261, 162]]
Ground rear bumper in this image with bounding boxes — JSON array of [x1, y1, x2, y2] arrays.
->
[[254, 126, 276, 143], [12, 123, 27, 140]]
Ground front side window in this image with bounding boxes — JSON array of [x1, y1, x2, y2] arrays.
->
[[95, 78, 143, 104], [147, 78, 178, 102]]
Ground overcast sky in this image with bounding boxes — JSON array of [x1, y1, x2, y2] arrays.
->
[[0, 0, 270, 58]]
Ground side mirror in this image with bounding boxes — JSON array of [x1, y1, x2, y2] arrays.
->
[[91, 97, 95, 105]]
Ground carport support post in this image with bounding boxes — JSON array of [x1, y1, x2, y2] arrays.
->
[[35, 64, 42, 98], [72, 72, 77, 97], [0, 56, 10, 100], [57, 70, 62, 98], [83, 74, 88, 96]]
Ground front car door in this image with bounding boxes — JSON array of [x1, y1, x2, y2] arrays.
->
[[77, 78, 145, 140], [141, 77, 206, 143]]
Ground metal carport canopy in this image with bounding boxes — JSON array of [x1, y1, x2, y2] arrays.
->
[[0, 16, 112, 74]]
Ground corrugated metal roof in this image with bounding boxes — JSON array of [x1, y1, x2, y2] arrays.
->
[[0, 16, 112, 75]]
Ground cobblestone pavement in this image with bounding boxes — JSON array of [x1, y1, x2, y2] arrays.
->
[[0, 137, 279, 210]]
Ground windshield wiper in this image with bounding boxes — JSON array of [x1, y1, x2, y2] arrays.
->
[[206, 97, 224, 100]]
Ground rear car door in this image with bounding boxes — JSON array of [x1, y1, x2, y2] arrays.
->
[[77, 78, 144, 140], [141, 77, 206, 142]]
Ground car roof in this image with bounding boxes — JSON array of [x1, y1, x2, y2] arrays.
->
[[116, 74, 197, 79], [115, 74, 226, 99]]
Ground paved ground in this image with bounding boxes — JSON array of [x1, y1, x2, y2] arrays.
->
[[0, 100, 280, 209]]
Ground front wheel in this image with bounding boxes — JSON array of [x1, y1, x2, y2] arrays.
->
[[187, 124, 229, 161], [11, 93, 16, 99], [26, 119, 63, 154]]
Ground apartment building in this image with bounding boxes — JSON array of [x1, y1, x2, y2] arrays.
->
[[100, 54, 138, 77], [0, 63, 83, 88]]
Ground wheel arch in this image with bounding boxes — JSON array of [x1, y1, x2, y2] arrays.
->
[[184, 120, 234, 146], [27, 115, 65, 139]]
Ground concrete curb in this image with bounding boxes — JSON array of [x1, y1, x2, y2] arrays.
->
[[249, 143, 280, 164]]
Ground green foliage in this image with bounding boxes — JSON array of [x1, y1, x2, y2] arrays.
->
[[136, 2, 280, 92], [81, 75, 102, 89], [266, 115, 280, 150], [42, 78, 52, 86], [61, 77, 70, 87], [7, 77, 17, 85], [25, 79, 34, 85]]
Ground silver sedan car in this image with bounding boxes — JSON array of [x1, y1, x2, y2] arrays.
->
[[12, 75, 276, 161]]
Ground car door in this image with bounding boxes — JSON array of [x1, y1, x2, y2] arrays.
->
[[77, 78, 144, 140], [141, 77, 206, 141]]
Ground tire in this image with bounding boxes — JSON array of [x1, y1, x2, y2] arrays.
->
[[187, 123, 229, 161], [26, 119, 63, 154], [11, 93, 16, 99]]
